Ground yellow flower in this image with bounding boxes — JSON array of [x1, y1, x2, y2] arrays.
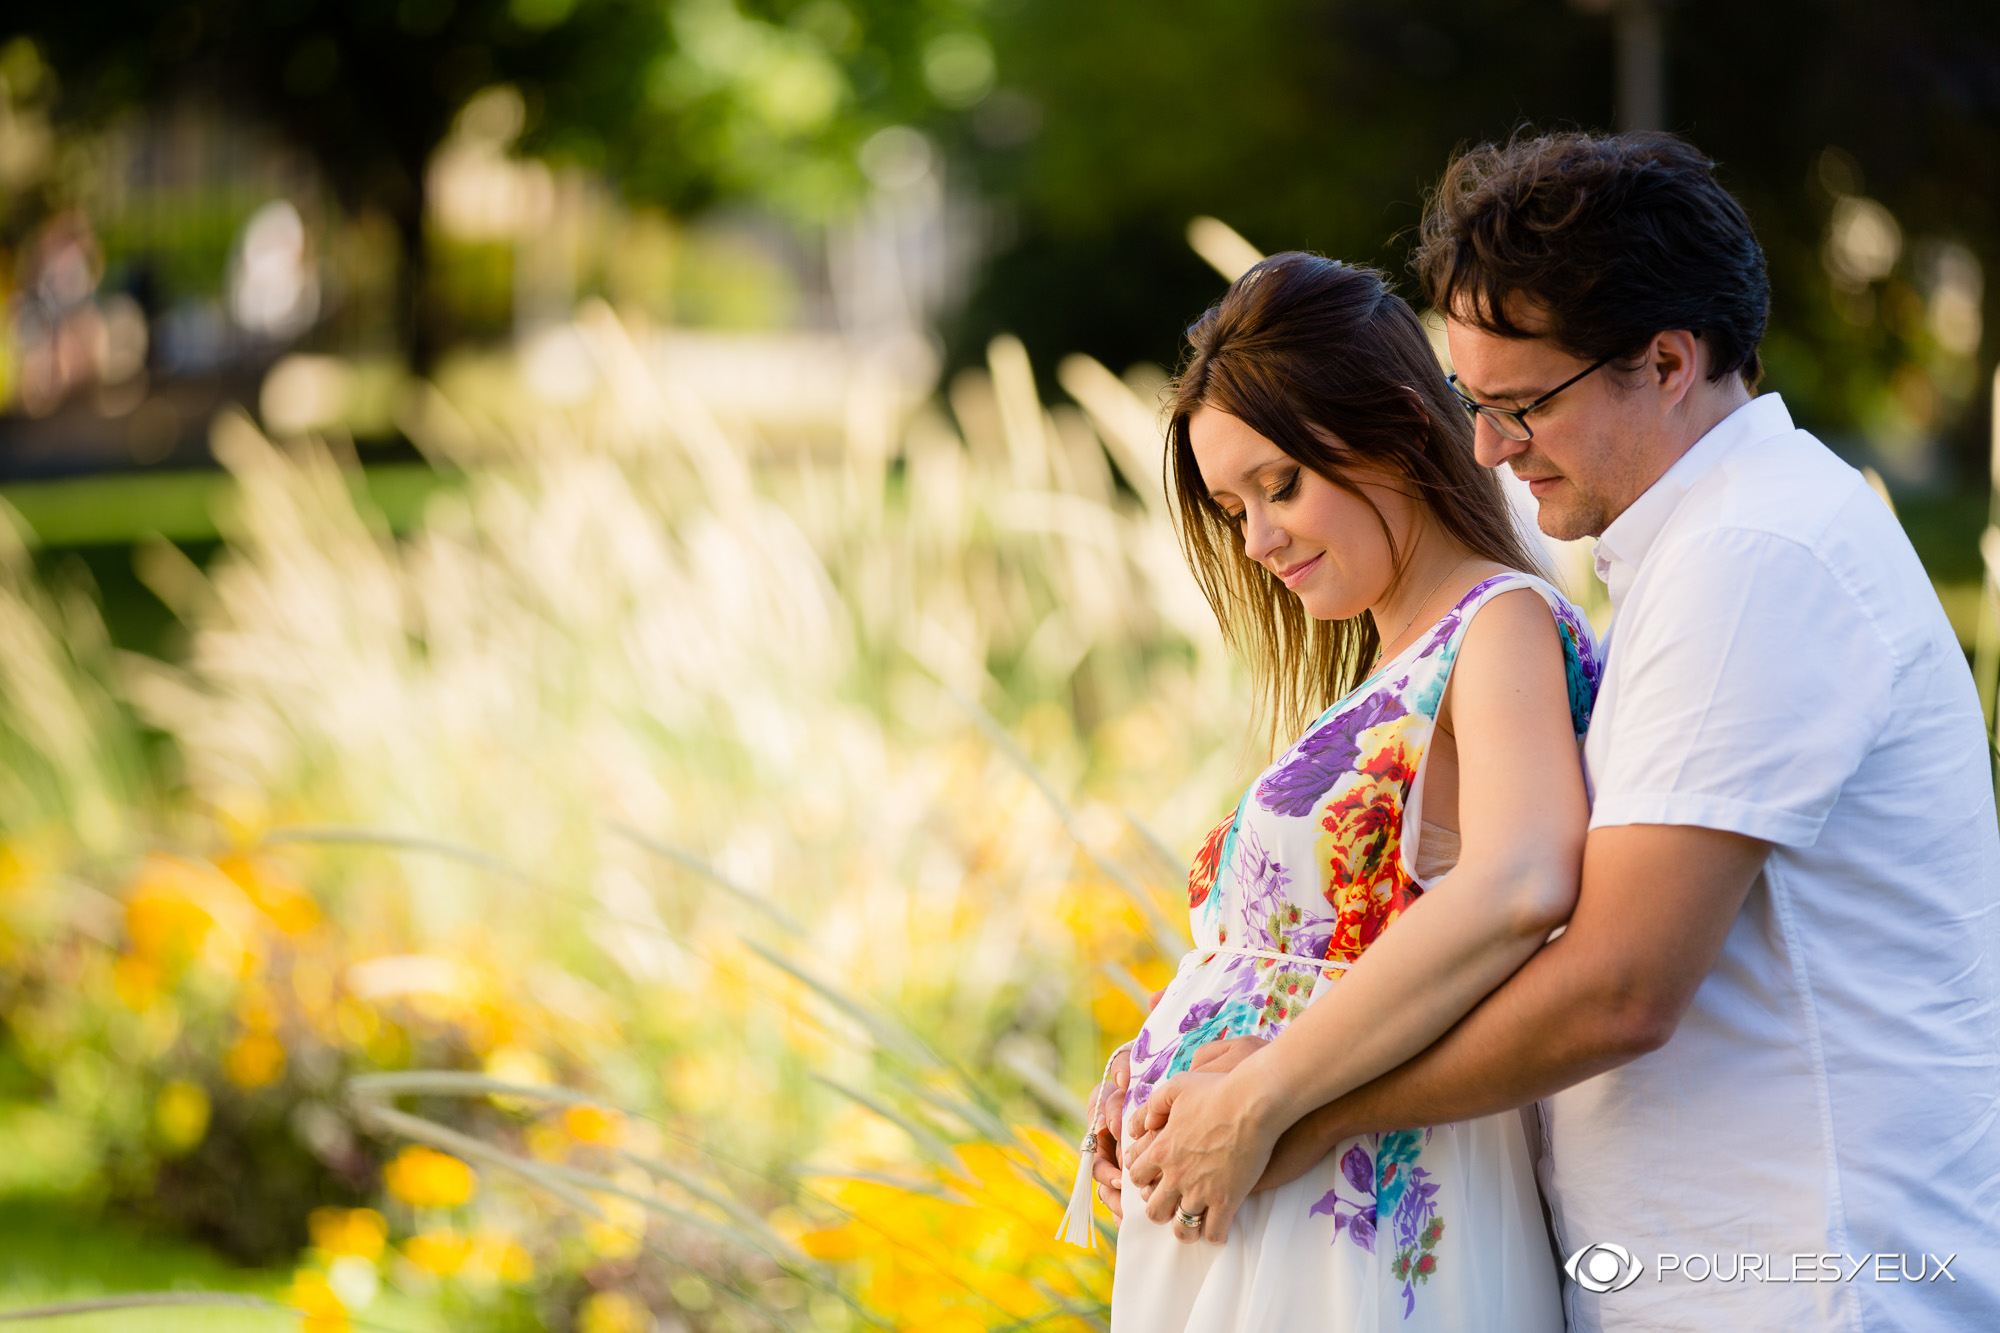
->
[[562, 1103, 624, 1147], [403, 1229, 472, 1277], [794, 1222, 862, 1262], [124, 860, 218, 966], [284, 1268, 350, 1333], [0, 840, 39, 898], [1089, 955, 1174, 1035], [216, 850, 321, 936], [383, 1146, 477, 1209], [154, 1079, 210, 1155], [796, 1126, 1111, 1327], [577, 1290, 647, 1333], [309, 1207, 388, 1262], [111, 955, 162, 1009], [223, 1032, 286, 1090]]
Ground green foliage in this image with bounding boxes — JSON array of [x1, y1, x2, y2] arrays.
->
[[959, 0, 2000, 472]]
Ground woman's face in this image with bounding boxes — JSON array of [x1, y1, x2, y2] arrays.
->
[[1187, 404, 1408, 622]]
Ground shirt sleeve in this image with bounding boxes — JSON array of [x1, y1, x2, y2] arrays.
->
[[1587, 527, 1897, 847]]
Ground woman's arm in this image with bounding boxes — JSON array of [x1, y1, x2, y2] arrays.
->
[[1214, 587, 1591, 1140], [1124, 588, 1592, 1240]]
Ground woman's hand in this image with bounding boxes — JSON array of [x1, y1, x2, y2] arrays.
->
[[1088, 1044, 1133, 1219], [1087, 987, 1166, 1221], [1122, 1069, 1284, 1245]]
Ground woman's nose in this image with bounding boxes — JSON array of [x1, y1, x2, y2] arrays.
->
[[1241, 510, 1286, 565]]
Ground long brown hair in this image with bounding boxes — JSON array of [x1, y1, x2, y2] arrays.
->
[[1166, 252, 1546, 755]]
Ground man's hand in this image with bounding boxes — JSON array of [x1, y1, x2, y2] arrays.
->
[[1188, 1034, 1268, 1075]]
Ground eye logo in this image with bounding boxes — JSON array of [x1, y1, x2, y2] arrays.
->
[[1565, 1241, 1645, 1293]]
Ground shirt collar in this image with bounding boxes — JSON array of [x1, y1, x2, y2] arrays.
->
[[1592, 392, 1795, 608]]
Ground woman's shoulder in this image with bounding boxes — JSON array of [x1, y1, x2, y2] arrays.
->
[[1454, 562, 1575, 610], [1448, 566, 1600, 733]]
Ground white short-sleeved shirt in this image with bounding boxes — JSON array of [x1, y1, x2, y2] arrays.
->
[[1542, 393, 2000, 1331]]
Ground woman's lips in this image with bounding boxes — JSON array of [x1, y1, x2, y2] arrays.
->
[[1279, 553, 1323, 588]]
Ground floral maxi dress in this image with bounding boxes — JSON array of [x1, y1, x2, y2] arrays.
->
[[1108, 573, 1600, 1333]]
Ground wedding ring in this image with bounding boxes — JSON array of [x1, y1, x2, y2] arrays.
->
[[1175, 1207, 1205, 1229]]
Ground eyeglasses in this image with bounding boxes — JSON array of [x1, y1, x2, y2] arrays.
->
[[1446, 355, 1614, 442]]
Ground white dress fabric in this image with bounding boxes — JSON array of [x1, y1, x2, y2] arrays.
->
[[1109, 572, 1599, 1332]]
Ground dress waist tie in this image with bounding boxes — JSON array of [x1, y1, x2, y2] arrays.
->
[[1198, 944, 1352, 972]]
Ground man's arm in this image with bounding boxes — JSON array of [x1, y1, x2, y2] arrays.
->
[[1258, 822, 1769, 1184]]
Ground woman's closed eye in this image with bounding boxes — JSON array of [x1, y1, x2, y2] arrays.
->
[[1200, 466, 1296, 524], [1216, 470, 1299, 525]]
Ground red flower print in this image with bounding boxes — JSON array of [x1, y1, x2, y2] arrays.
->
[[1360, 739, 1416, 785], [1319, 770, 1421, 960], [1187, 810, 1234, 910]]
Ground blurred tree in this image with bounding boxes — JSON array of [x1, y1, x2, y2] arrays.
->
[[14, 0, 990, 367], [16, 0, 1998, 470], [965, 0, 2000, 478]]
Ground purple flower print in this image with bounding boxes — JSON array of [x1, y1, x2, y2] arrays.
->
[[1310, 1130, 1448, 1319], [1258, 691, 1406, 817], [1308, 1143, 1377, 1253], [1178, 995, 1223, 1035], [1343, 1142, 1373, 1194], [1231, 825, 1290, 918], [1406, 574, 1515, 662]]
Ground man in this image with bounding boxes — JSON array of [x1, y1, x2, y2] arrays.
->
[[1102, 131, 2000, 1330]]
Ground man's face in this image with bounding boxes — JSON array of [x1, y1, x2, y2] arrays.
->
[[1444, 317, 1651, 541]]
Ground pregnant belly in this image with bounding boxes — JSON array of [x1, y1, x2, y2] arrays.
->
[[1122, 950, 1333, 1127]]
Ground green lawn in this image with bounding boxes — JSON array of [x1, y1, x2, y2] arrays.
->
[[0, 463, 456, 548], [0, 1100, 439, 1333], [1, 464, 462, 661], [0, 1195, 286, 1330]]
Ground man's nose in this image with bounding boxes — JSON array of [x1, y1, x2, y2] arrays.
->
[[1471, 417, 1528, 470]]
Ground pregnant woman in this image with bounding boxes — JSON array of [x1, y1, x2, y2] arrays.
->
[[1083, 253, 1599, 1330]]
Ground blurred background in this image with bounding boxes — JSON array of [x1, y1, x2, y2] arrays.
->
[[0, 2, 1994, 1330]]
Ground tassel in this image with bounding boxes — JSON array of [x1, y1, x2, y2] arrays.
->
[[1055, 1042, 1132, 1248], [1056, 1126, 1099, 1249]]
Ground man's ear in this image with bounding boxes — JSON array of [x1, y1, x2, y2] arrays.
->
[[1648, 329, 1702, 408]]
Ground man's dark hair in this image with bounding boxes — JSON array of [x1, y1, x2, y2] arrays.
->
[[1414, 130, 1770, 386]]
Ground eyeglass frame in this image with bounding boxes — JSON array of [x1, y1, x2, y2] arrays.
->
[[1445, 354, 1615, 442]]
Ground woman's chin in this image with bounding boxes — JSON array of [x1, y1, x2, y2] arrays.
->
[[1295, 589, 1366, 623]]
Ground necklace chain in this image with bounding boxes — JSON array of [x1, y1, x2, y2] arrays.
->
[[1370, 557, 1470, 671]]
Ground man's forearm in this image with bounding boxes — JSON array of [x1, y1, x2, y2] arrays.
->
[[1290, 929, 1652, 1147]]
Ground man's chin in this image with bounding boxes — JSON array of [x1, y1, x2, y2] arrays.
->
[[1533, 500, 1602, 544]]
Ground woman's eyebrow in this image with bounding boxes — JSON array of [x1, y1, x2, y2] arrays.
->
[[1224, 456, 1288, 482], [1205, 457, 1292, 501]]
